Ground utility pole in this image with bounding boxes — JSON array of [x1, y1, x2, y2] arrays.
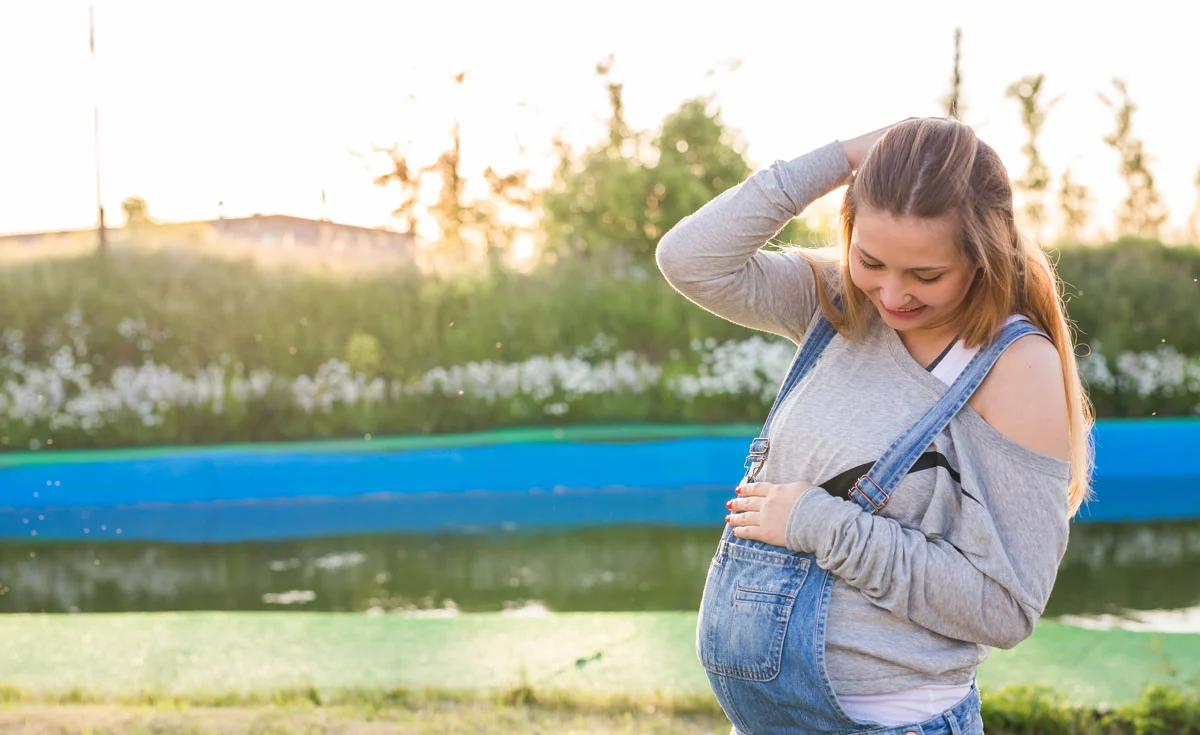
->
[[944, 28, 964, 121], [90, 4, 107, 254]]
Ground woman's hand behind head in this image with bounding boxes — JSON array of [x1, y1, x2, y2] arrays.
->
[[841, 118, 923, 171]]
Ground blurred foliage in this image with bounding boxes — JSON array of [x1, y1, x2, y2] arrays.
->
[[1052, 237, 1200, 355], [345, 330, 382, 377], [942, 28, 965, 121], [1099, 79, 1169, 239], [1057, 169, 1094, 245], [1, 238, 1190, 382], [0, 236, 1196, 449], [366, 73, 538, 274], [1006, 74, 1059, 242], [542, 58, 751, 267], [981, 684, 1200, 735], [1190, 165, 1200, 242], [120, 196, 151, 227], [0, 247, 741, 385]]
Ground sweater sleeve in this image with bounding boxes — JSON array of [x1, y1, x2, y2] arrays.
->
[[655, 140, 852, 344], [783, 436, 1071, 650]]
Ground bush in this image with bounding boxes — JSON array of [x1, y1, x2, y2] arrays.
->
[[1054, 238, 1200, 355], [981, 683, 1200, 735], [0, 241, 1197, 450]]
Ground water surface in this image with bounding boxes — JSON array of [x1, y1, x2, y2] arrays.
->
[[3, 519, 1197, 623]]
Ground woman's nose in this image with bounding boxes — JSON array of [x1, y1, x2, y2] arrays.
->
[[878, 282, 910, 309]]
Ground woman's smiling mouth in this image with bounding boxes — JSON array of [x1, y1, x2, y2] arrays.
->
[[879, 303, 928, 319]]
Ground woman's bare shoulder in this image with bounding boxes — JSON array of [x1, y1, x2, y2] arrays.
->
[[970, 334, 1070, 461]]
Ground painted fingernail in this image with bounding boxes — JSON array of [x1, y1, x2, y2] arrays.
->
[[724, 515, 730, 523], [725, 500, 732, 509], [735, 487, 742, 495]]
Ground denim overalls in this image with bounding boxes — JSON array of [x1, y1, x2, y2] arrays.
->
[[698, 315, 1044, 735]]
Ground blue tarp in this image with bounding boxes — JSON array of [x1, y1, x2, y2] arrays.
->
[[2, 421, 1197, 542]]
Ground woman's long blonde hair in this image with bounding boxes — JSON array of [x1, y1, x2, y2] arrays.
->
[[804, 118, 1093, 514]]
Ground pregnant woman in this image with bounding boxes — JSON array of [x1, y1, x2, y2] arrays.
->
[[655, 117, 1092, 735]]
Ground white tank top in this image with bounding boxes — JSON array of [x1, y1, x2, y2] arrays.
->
[[839, 683, 973, 727], [929, 315, 1032, 387], [839, 315, 1030, 726]]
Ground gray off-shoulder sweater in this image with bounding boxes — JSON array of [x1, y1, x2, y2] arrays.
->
[[655, 140, 1071, 695]]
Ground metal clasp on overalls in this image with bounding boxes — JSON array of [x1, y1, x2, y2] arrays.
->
[[849, 473, 889, 512], [743, 436, 770, 479]]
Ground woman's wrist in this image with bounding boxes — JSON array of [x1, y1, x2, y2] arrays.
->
[[841, 121, 907, 172], [839, 136, 865, 172]]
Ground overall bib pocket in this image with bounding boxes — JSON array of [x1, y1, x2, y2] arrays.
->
[[697, 538, 811, 682]]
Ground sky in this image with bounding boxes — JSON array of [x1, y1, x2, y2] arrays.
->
[[1, 0, 1197, 243]]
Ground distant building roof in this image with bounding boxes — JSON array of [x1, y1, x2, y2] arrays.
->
[[0, 214, 413, 245]]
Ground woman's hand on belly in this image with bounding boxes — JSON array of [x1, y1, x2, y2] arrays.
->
[[726, 480, 818, 547]]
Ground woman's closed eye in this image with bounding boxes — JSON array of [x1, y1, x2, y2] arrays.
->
[[856, 256, 943, 284]]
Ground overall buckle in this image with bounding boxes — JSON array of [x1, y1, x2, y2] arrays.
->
[[848, 474, 889, 512], [743, 437, 770, 476]]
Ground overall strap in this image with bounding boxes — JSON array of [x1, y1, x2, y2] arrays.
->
[[744, 315, 838, 480], [848, 320, 1047, 514]]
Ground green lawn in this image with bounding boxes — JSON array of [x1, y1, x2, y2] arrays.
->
[[0, 612, 1196, 708]]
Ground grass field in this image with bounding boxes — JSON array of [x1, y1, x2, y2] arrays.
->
[[0, 612, 1197, 707], [0, 611, 1198, 733]]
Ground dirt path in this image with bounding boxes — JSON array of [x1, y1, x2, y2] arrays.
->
[[0, 702, 729, 734]]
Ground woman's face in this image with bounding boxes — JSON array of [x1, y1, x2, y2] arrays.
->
[[847, 206, 978, 336]]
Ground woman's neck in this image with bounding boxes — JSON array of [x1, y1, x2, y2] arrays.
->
[[897, 324, 959, 367]]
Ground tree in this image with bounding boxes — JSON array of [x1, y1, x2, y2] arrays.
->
[[120, 196, 153, 245], [121, 196, 151, 227], [1099, 79, 1168, 239], [543, 58, 752, 268], [422, 118, 470, 255], [596, 55, 631, 153], [478, 165, 539, 270], [363, 72, 535, 273], [1189, 165, 1200, 244], [541, 133, 650, 266], [369, 145, 421, 237], [1057, 168, 1093, 244], [942, 28, 965, 121], [541, 57, 649, 266], [648, 98, 750, 248], [1005, 74, 1059, 242], [413, 119, 535, 272]]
